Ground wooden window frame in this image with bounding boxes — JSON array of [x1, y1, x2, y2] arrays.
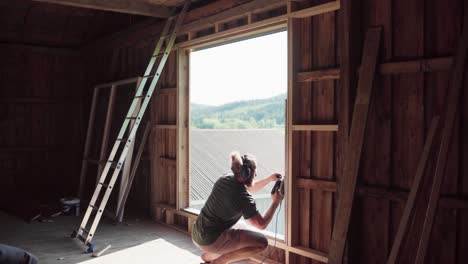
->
[[176, 24, 289, 242]]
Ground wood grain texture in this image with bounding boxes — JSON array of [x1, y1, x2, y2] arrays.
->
[[32, 0, 173, 17], [328, 27, 381, 264], [387, 117, 439, 264], [414, 2, 468, 263], [0, 44, 84, 202], [310, 8, 336, 261]]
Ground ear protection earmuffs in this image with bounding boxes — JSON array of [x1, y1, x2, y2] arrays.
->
[[240, 155, 251, 180]]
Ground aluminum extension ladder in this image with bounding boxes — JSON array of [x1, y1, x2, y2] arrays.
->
[[71, 0, 191, 253]]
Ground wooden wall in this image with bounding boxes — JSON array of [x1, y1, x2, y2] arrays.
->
[[350, 0, 467, 263], [289, 1, 338, 263], [0, 44, 84, 203], [80, 0, 468, 263]]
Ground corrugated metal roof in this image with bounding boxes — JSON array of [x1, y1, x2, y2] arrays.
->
[[189, 129, 285, 202]]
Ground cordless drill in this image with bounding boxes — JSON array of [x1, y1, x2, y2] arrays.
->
[[271, 178, 285, 196]]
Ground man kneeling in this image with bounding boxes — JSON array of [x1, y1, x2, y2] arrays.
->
[[192, 151, 283, 264]]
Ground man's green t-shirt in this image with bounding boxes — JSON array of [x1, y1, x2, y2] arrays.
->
[[192, 174, 258, 245]]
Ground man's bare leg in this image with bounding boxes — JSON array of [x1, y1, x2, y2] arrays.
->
[[211, 230, 268, 264], [211, 246, 265, 264]]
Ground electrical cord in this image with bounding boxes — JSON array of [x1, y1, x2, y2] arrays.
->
[[260, 200, 282, 264]]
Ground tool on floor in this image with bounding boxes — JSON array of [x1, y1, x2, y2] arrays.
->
[[71, 0, 192, 253]]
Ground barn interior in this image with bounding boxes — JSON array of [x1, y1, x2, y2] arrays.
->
[[0, 0, 467, 263]]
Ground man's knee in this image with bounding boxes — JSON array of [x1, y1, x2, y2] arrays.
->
[[256, 234, 268, 251]]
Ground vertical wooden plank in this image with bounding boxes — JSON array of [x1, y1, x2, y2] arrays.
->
[[299, 13, 312, 264], [116, 122, 151, 220], [78, 88, 100, 198], [459, 52, 468, 264], [287, 3, 300, 263], [328, 27, 381, 264], [390, 0, 425, 262], [424, 1, 461, 263], [117, 79, 141, 222], [337, 0, 363, 260], [358, 0, 392, 263], [177, 49, 190, 210], [414, 4, 468, 263], [97, 85, 117, 184], [310, 9, 336, 260]]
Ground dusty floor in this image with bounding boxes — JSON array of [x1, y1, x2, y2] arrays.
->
[[0, 210, 206, 263]]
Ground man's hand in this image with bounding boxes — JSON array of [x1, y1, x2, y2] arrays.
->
[[271, 190, 284, 204], [269, 173, 282, 182]]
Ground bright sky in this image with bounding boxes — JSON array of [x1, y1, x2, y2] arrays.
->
[[190, 31, 287, 106]]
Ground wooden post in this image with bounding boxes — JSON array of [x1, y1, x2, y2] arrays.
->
[[328, 27, 381, 264], [387, 117, 440, 264], [97, 85, 117, 184], [116, 122, 151, 221], [177, 49, 190, 210], [116, 78, 142, 222], [414, 4, 468, 263], [78, 88, 100, 198]]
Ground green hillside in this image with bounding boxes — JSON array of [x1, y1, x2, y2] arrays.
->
[[191, 93, 286, 129]]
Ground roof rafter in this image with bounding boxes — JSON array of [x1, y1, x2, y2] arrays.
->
[[31, 0, 173, 18]]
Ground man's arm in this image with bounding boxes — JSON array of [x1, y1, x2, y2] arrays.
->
[[247, 191, 283, 230], [247, 173, 282, 193]]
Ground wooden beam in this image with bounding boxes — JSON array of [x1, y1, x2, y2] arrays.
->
[[177, 49, 190, 210], [116, 78, 142, 222], [78, 88, 100, 198], [115, 122, 151, 222], [95, 77, 142, 89], [378, 56, 453, 75], [387, 117, 439, 264], [286, 1, 299, 250], [296, 178, 468, 209], [328, 28, 381, 264], [32, 0, 172, 18], [160, 157, 177, 166], [287, 246, 329, 263], [97, 85, 117, 185], [297, 56, 453, 83], [158, 87, 177, 95], [178, 0, 340, 47], [296, 178, 337, 192], [180, 0, 284, 33], [414, 4, 468, 263], [288, 0, 340, 18], [297, 68, 340, 82], [292, 124, 339, 131], [155, 124, 177, 129]]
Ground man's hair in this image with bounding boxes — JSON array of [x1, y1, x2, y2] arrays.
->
[[230, 151, 256, 187]]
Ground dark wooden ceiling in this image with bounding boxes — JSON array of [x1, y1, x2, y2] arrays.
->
[[133, 0, 187, 7], [0, 0, 150, 48]]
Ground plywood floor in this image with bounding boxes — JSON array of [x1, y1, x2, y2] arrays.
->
[[0, 211, 210, 264]]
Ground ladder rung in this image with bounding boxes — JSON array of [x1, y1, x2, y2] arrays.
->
[[89, 205, 99, 211], [142, 74, 155, 79], [134, 95, 146, 99], [160, 34, 172, 39], [77, 233, 86, 243], [152, 54, 163, 58], [126, 117, 138, 120], [99, 182, 111, 188], [81, 227, 90, 235]]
